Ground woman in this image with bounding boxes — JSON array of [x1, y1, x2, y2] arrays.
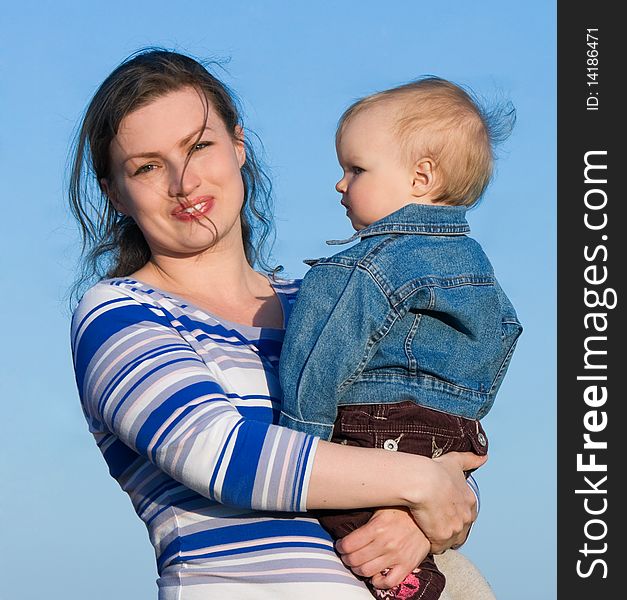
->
[[69, 48, 485, 600]]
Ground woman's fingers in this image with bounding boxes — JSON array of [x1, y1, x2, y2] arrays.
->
[[334, 451, 487, 569], [370, 565, 415, 589], [335, 523, 374, 556], [335, 508, 418, 562], [409, 452, 485, 552], [349, 555, 398, 579], [457, 451, 488, 472], [436, 450, 488, 475], [336, 508, 430, 588], [338, 542, 379, 569]]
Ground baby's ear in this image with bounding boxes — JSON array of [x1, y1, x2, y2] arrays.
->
[[100, 178, 126, 215], [411, 158, 436, 198]]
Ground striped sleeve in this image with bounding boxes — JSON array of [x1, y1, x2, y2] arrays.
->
[[70, 284, 318, 512], [466, 474, 480, 514]]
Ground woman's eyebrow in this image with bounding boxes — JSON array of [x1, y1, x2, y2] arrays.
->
[[121, 126, 215, 164], [122, 150, 161, 164], [178, 125, 214, 148]]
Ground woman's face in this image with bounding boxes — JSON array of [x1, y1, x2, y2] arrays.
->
[[104, 86, 246, 259]]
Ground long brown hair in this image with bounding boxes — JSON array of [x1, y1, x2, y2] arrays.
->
[[68, 48, 275, 305]]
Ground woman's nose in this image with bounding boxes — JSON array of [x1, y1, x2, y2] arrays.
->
[[169, 162, 201, 198]]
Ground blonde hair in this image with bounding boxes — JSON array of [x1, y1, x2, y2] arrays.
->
[[336, 77, 515, 206]]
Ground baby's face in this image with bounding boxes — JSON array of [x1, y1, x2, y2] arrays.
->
[[335, 107, 416, 230]]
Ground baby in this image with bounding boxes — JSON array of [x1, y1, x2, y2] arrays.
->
[[279, 77, 522, 600]]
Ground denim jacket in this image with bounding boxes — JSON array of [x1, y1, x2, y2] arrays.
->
[[279, 203, 522, 441]]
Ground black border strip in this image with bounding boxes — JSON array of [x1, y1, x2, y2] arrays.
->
[[557, 3, 621, 597]]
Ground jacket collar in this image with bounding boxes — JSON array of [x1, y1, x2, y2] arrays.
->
[[326, 203, 470, 246]]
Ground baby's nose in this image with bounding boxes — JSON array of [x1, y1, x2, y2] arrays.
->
[[335, 177, 346, 194]]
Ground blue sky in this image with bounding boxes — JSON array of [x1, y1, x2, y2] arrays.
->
[[0, 2, 556, 598]]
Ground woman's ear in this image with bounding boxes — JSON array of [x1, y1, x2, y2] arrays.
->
[[411, 158, 435, 198], [234, 125, 246, 168], [100, 178, 126, 215]]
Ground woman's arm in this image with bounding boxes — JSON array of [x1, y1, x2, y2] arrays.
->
[[73, 284, 482, 541], [72, 284, 316, 512], [336, 471, 482, 588], [308, 443, 485, 552]]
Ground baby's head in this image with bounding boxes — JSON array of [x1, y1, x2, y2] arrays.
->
[[335, 76, 515, 230]]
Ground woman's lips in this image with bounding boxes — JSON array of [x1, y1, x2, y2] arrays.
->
[[172, 196, 214, 221]]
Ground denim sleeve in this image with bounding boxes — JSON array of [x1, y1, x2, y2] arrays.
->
[[279, 264, 391, 440]]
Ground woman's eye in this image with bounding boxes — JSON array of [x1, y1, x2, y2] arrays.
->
[[134, 164, 157, 176], [192, 141, 212, 152]]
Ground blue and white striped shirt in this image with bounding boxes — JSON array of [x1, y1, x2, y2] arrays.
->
[[71, 277, 371, 599]]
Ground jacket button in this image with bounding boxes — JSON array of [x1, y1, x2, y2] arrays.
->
[[477, 433, 487, 447], [383, 439, 399, 451]]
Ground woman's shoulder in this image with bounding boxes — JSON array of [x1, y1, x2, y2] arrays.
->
[[69, 278, 177, 355], [268, 274, 302, 291], [71, 278, 159, 325], [76, 277, 154, 304], [267, 273, 303, 309]]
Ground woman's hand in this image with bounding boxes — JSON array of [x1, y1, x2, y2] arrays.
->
[[409, 452, 487, 554], [308, 443, 485, 555], [335, 507, 429, 589]]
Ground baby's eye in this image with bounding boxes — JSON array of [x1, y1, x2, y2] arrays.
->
[[351, 166, 364, 175]]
